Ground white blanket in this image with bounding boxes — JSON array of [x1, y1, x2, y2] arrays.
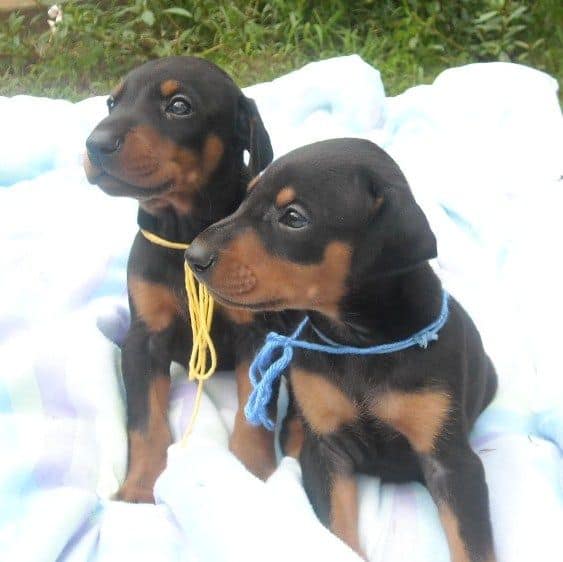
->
[[0, 56, 562, 562]]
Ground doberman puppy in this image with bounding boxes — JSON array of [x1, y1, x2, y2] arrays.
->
[[83, 56, 284, 502], [185, 138, 498, 561]]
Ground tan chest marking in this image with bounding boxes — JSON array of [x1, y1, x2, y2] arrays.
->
[[129, 276, 181, 332], [371, 390, 451, 453], [291, 368, 358, 434]]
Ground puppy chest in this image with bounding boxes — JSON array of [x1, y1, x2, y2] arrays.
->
[[290, 367, 359, 435], [289, 366, 451, 454]]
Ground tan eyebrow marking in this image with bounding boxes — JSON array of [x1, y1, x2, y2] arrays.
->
[[275, 186, 296, 207], [160, 80, 180, 97]]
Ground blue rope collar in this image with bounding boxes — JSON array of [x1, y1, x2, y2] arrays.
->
[[244, 290, 450, 430]]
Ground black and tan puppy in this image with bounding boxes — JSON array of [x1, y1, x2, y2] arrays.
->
[[84, 56, 284, 502], [186, 139, 498, 561]]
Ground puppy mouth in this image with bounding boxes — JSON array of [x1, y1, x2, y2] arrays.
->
[[90, 171, 173, 199], [200, 286, 284, 311], [83, 153, 173, 199]]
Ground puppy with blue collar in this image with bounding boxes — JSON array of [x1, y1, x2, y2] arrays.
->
[[186, 138, 497, 562]]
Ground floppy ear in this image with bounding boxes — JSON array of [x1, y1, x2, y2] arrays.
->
[[237, 96, 273, 176], [356, 155, 437, 276]]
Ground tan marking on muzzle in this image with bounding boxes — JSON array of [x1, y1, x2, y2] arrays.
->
[[209, 230, 352, 318], [86, 122, 223, 214]]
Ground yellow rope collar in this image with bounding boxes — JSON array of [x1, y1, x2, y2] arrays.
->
[[140, 228, 217, 446]]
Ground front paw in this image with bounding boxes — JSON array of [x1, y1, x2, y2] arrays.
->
[[116, 428, 171, 503], [113, 479, 157, 503]]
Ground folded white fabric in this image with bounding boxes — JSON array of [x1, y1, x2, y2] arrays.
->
[[1, 56, 562, 562]]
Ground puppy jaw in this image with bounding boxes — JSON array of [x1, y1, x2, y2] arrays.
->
[[205, 229, 352, 318]]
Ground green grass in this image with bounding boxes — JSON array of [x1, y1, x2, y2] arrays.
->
[[1, 0, 561, 101]]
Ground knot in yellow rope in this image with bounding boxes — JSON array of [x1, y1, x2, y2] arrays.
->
[[139, 229, 217, 445]]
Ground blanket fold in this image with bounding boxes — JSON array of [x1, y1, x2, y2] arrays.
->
[[1, 56, 561, 562]]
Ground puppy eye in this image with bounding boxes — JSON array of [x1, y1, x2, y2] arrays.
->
[[279, 206, 309, 229], [106, 96, 116, 112], [166, 96, 192, 116]]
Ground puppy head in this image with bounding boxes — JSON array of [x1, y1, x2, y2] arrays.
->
[[83, 56, 272, 211], [186, 138, 436, 318]]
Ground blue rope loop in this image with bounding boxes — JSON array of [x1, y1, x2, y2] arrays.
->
[[245, 291, 450, 430], [244, 322, 308, 430]]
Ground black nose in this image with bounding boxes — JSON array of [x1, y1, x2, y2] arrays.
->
[[86, 129, 123, 162], [185, 242, 217, 274]]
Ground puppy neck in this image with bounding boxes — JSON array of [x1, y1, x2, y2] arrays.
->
[[308, 263, 443, 347], [138, 152, 247, 244]]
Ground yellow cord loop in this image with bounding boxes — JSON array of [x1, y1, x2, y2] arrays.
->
[[139, 229, 217, 445]]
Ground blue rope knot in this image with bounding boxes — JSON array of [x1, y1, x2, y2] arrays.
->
[[413, 331, 439, 349], [245, 290, 450, 430], [244, 331, 300, 430]]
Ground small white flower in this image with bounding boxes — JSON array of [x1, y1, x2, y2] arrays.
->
[[47, 5, 60, 19], [47, 5, 63, 33]]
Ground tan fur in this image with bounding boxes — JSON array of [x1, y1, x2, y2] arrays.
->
[[275, 186, 296, 207], [118, 376, 171, 502], [283, 415, 305, 458], [330, 476, 365, 558], [129, 276, 181, 332], [84, 127, 224, 215], [160, 79, 180, 97], [439, 504, 472, 562], [371, 390, 451, 453], [209, 230, 352, 318], [229, 361, 276, 479], [291, 369, 357, 434]]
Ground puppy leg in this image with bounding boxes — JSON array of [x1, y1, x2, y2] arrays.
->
[[279, 387, 305, 459], [229, 359, 277, 479], [115, 321, 173, 503], [301, 433, 365, 559], [419, 442, 496, 562]]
